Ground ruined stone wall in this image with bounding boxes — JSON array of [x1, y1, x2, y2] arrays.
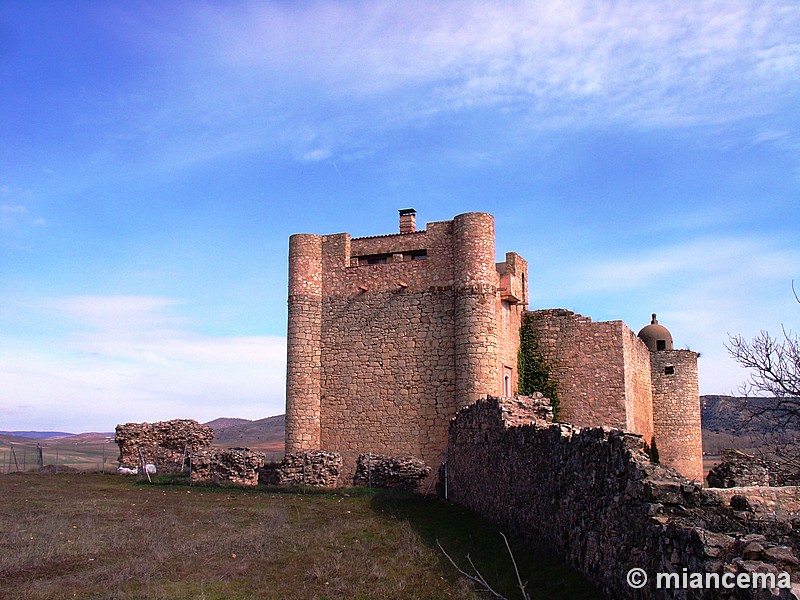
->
[[115, 419, 214, 469], [273, 450, 342, 487], [710, 487, 800, 519], [446, 398, 799, 600], [287, 212, 527, 481], [651, 349, 703, 482], [707, 449, 772, 489], [353, 453, 431, 490]]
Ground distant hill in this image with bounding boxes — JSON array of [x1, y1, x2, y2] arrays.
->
[[205, 414, 285, 457], [0, 431, 76, 439], [700, 395, 797, 434], [700, 395, 799, 460]]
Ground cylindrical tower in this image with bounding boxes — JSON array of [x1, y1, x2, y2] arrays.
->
[[285, 234, 323, 452], [453, 212, 499, 407], [650, 350, 703, 481]]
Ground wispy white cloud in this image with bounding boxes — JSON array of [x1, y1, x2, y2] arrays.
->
[[198, 1, 799, 125], [88, 0, 798, 172], [0, 295, 287, 431], [42, 295, 187, 333], [565, 236, 797, 294]]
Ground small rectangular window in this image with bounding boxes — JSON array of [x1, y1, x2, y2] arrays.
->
[[656, 340, 666, 351], [664, 366, 675, 375]]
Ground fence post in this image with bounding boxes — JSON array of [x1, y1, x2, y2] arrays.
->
[[10, 446, 20, 473]]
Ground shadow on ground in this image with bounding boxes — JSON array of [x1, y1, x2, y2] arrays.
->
[[368, 490, 608, 600]]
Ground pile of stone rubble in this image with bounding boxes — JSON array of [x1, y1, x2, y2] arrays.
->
[[707, 449, 772, 488], [190, 447, 266, 487], [272, 450, 342, 487], [353, 453, 431, 490]]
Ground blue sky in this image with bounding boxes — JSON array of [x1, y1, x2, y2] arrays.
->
[[1, 1, 798, 432]]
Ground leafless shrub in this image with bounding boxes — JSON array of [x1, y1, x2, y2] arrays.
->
[[438, 532, 530, 600]]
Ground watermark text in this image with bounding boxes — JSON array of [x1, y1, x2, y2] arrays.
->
[[626, 567, 792, 591]]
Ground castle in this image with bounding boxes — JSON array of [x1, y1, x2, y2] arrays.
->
[[285, 210, 702, 482]]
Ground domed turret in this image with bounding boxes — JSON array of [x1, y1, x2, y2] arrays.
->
[[638, 313, 673, 351]]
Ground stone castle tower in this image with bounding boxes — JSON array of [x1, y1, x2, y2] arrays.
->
[[286, 210, 528, 479], [286, 210, 703, 482], [638, 314, 703, 481]]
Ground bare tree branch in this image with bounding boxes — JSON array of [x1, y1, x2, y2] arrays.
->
[[437, 539, 507, 599], [726, 288, 800, 481], [437, 535, 531, 600], [500, 532, 530, 600]]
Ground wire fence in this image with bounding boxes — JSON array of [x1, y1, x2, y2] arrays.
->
[[0, 438, 117, 474]]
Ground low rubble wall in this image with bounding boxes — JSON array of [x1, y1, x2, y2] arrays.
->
[[710, 487, 800, 519], [446, 397, 800, 600], [191, 448, 266, 487], [353, 453, 431, 490], [274, 450, 342, 487]]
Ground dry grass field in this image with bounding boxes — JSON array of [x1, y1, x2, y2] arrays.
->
[[0, 472, 605, 600]]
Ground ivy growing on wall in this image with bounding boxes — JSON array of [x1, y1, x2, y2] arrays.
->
[[518, 313, 560, 418]]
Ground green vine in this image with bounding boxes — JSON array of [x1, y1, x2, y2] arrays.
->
[[518, 313, 559, 418]]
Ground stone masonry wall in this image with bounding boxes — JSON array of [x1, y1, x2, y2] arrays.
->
[[707, 449, 772, 489], [446, 397, 799, 600], [321, 287, 456, 480], [651, 350, 703, 482], [353, 453, 432, 490], [623, 326, 656, 442], [529, 309, 653, 441]]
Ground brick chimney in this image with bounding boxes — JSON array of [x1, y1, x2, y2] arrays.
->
[[399, 208, 416, 234]]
